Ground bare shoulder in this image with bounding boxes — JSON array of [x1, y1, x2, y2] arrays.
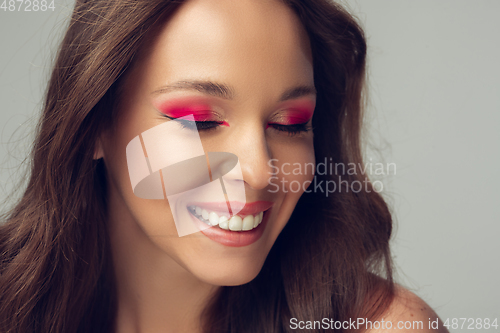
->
[[367, 285, 449, 333]]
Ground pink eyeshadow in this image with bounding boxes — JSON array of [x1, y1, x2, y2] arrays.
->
[[281, 110, 312, 124], [156, 103, 229, 126], [269, 109, 313, 126], [160, 105, 213, 121]]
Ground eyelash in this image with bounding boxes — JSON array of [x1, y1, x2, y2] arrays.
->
[[163, 115, 312, 135], [164, 115, 221, 132], [268, 123, 312, 136]]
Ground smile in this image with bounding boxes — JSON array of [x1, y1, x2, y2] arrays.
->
[[188, 205, 264, 231], [186, 201, 274, 247]]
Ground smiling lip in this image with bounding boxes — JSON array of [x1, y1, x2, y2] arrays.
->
[[188, 201, 274, 247], [188, 201, 273, 216]]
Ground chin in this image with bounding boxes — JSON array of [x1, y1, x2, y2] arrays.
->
[[193, 255, 268, 287]]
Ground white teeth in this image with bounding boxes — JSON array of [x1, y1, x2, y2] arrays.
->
[[242, 215, 254, 231], [188, 205, 265, 231], [209, 212, 219, 226], [253, 212, 263, 228], [219, 216, 229, 230], [229, 215, 243, 231]]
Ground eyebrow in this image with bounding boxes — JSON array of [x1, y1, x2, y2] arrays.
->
[[152, 80, 316, 101], [152, 80, 234, 99], [279, 85, 317, 102]]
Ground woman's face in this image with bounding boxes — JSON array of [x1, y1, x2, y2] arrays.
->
[[101, 0, 315, 286]]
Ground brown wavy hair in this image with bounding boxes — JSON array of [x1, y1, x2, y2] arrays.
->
[[0, 0, 394, 332]]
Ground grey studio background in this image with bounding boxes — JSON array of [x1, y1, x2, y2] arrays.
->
[[0, 0, 499, 329]]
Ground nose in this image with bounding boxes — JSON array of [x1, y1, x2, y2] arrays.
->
[[230, 124, 274, 191]]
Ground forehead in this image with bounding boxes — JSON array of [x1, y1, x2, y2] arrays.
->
[[132, 0, 313, 96]]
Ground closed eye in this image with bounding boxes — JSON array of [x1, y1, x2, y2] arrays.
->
[[163, 115, 222, 132], [163, 115, 312, 135], [268, 122, 312, 136]]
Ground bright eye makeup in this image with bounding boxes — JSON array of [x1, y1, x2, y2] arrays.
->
[[157, 102, 229, 132], [267, 107, 314, 136], [154, 97, 315, 135]]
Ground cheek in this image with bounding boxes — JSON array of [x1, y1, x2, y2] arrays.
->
[[262, 140, 314, 247], [269, 140, 315, 194], [102, 130, 179, 238], [103, 130, 138, 202]]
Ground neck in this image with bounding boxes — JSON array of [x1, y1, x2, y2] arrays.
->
[[107, 192, 218, 333]]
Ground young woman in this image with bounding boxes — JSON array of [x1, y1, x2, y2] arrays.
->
[[0, 0, 448, 332]]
